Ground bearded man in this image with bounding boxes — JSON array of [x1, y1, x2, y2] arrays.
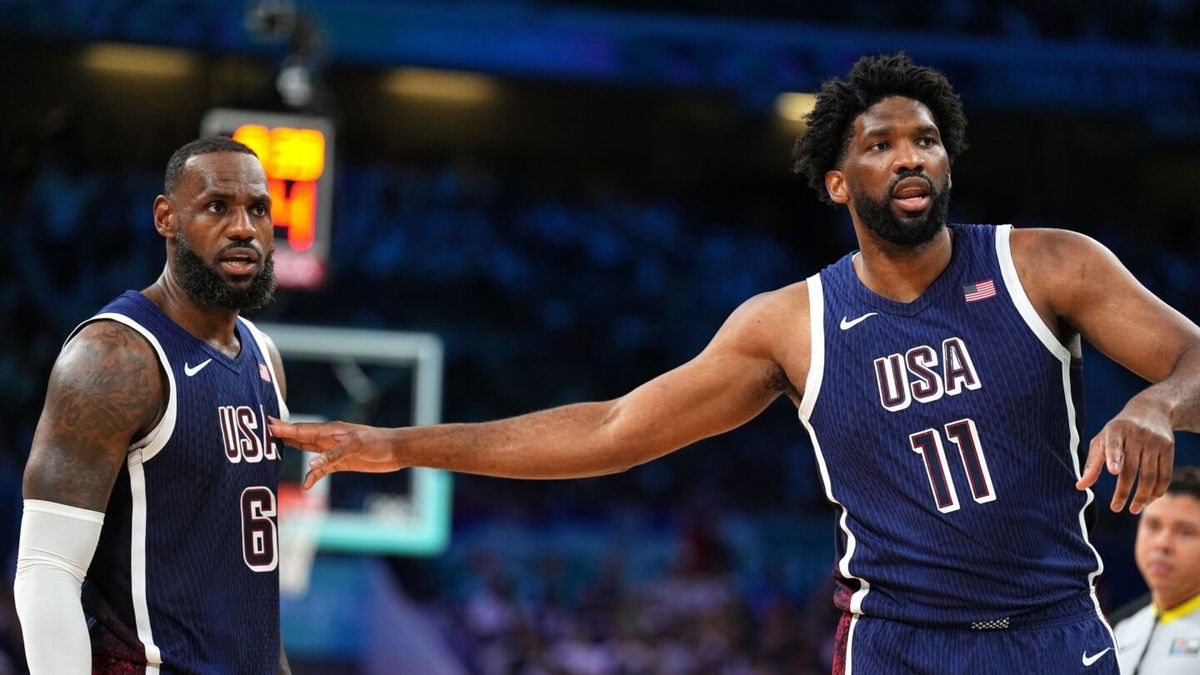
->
[[16, 137, 291, 674]]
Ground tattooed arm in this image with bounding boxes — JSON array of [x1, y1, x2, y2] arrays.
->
[[24, 320, 165, 508], [16, 321, 165, 673]]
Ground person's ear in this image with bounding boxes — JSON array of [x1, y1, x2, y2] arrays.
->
[[153, 195, 174, 238], [826, 171, 849, 205]]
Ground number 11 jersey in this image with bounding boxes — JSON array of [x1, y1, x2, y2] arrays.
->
[[800, 224, 1102, 625]]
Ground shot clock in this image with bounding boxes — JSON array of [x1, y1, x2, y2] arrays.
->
[[201, 109, 335, 290]]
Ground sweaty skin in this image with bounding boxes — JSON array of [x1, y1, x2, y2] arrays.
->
[[272, 97, 1200, 516]]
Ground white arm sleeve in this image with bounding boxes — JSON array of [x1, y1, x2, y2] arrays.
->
[[14, 499, 105, 675]]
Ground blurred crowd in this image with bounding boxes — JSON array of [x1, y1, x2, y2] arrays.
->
[[414, 515, 840, 674]]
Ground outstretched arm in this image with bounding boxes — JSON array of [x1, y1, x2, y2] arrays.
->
[[1014, 228, 1200, 513], [16, 321, 164, 673], [271, 286, 809, 489]]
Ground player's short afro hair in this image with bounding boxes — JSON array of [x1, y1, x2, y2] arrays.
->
[[792, 53, 967, 205], [164, 136, 259, 196]]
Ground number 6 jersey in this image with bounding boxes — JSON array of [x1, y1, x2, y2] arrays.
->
[[800, 224, 1103, 625], [71, 291, 287, 674]]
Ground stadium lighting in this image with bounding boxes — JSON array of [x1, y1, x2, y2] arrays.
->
[[81, 43, 196, 78], [383, 67, 498, 103], [775, 92, 817, 123]]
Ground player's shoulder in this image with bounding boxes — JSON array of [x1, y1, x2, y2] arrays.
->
[[59, 319, 161, 376], [746, 280, 811, 310], [710, 282, 813, 372], [728, 281, 811, 330], [1008, 226, 1115, 268], [1007, 226, 1124, 299], [40, 318, 166, 451]]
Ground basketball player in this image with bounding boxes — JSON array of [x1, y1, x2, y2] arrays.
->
[[271, 54, 1200, 672], [1113, 466, 1200, 673], [15, 137, 290, 674]]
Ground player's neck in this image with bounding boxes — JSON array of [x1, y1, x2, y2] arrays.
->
[[852, 226, 953, 303], [143, 273, 242, 358]]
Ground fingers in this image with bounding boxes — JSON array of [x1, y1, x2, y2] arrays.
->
[[269, 419, 340, 453], [1075, 436, 1106, 490], [1128, 440, 1174, 515], [268, 418, 307, 442], [1108, 432, 1136, 513], [1154, 446, 1175, 503], [1124, 448, 1155, 514], [1097, 419, 1175, 514], [301, 442, 349, 490]]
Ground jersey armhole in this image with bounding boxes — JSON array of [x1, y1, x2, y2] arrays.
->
[[66, 314, 177, 463], [238, 317, 290, 421], [798, 274, 825, 421], [995, 225, 1078, 363]]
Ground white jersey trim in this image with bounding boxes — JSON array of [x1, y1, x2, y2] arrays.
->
[[846, 613, 860, 674], [1060, 351, 1107, 585], [799, 275, 824, 419], [995, 225, 1077, 362], [238, 316, 289, 421], [67, 313, 178, 463], [1001, 224, 1106, 627], [127, 451, 163, 667], [1087, 587, 1119, 662], [798, 274, 871, 616]]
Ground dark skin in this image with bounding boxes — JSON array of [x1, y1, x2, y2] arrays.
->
[[23, 151, 290, 673], [273, 96, 1200, 517]]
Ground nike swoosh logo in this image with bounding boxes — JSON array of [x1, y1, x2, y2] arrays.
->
[[1082, 647, 1112, 666], [839, 312, 878, 330], [184, 359, 212, 377]]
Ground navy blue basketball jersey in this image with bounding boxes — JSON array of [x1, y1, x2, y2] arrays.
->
[[71, 291, 288, 674], [800, 224, 1107, 627]]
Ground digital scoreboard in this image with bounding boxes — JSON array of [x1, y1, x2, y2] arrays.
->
[[201, 109, 335, 290]]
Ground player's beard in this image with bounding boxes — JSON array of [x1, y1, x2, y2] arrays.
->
[[853, 172, 951, 248], [173, 232, 277, 312]]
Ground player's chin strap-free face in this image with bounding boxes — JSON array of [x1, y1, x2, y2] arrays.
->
[[14, 499, 105, 674]]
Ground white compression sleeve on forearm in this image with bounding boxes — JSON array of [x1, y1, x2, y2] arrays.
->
[[14, 499, 105, 675]]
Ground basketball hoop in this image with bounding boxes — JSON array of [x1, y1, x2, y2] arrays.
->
[[278, 464, 328, 597]]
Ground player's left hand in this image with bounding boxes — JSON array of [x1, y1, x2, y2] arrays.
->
[[1076, 394, 1174, 514]]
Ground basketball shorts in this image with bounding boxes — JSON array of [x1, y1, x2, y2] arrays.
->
[[834, 593, 1120, 674]]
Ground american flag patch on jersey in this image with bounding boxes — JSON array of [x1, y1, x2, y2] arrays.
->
[[259, 363, 271, 382], [963, 279, 997, 302]]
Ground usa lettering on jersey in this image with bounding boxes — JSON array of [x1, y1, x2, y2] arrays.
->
[[218, 404, 279, 462], [874, 337, 981, 412]]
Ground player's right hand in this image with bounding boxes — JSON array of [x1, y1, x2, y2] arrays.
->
[[1075, 393, 1175, 514], [268, 418, 403, 489]]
